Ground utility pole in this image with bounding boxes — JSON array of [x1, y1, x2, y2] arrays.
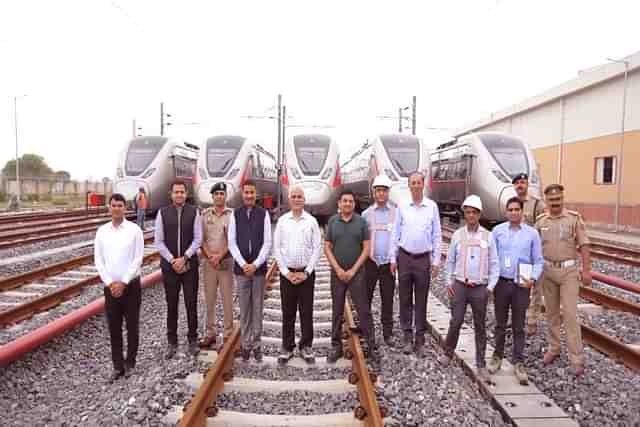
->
[[14, 96, 21, 203], [276, 94, 283, 214], [398, 107, 403, 133], [160, 102, 164, 136], [411, 96, 417, 135]]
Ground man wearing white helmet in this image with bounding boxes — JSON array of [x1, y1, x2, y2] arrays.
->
[[440, 195, 499, 383], [362, 174, 397, 347]]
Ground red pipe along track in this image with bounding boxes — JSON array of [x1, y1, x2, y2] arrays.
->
[[0, 270, 162, 368], [591, 271, 640, 295]]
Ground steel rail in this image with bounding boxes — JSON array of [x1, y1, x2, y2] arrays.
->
[[581, 322, 640, 371], [177, 262, 280, 426], [0, 214, 136, 241], [0, 251, 159, 328], [579, 285, 640, 316], [0, 213, 115, 233], [344, 298, 384, 426], [0, 207, 110, 225]]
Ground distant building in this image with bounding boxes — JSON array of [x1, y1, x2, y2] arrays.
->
[[455, 50, 640, 227]]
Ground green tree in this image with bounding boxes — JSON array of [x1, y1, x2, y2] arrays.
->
[[2, 154, 53, 178]]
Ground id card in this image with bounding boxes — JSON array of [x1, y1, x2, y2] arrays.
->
[[504, 257, 512, 269]]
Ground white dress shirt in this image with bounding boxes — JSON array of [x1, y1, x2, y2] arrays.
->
[[273, 210, 322, 276], [391, 197, 442, 267], [94, 219, 144, 286], [228, 208, 272, 268]]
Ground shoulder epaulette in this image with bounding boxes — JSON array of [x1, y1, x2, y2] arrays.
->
[[535, 212, 548, 221], [566, 210, 580, 217]]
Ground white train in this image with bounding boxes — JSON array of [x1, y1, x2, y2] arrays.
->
[[341, 134, 431, 210], [114, 136, 199, 210], [429, 132, 541, 224], [282, 133, 341, 219], [195, 135, 277, 209]]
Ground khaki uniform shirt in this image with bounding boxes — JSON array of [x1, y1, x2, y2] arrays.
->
[[522, 195, 545, 227], [202, 207, 232, 269], [535, 209, 589, 262]]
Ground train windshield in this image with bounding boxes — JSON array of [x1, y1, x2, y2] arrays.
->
[[380, 135, 419, 177], [294, 134, 330, 175], [480, 134, 529, 177], [125, 137, 167, 176], [206, 136, 245, 177]]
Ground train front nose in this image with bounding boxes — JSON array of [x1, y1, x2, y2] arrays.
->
[[301, 181, 332, 207]]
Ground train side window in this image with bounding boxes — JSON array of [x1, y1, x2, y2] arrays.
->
[[457, 160, 467, 179], [431, 163, 441, 181]]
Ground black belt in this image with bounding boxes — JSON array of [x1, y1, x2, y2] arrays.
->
[[499, 276, 515, 283], [288, 267, 307, 273], [400, 247, 430, 259], [456, 279, 486, 288]]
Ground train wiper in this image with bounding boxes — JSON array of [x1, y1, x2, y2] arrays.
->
[[299, 157, 310, 172], [392, 158, 404, 172], [219, 157, 233, 172]]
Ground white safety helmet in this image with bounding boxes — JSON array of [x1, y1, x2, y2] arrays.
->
[[462, 194, 483, 211], [372, 174, 392, 189]]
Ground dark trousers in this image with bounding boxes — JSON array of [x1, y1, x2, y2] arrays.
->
[[162, 265, 199, 345], [330, 269, 374, 348], [494, 278, 531, 363], [397, 249, 431, 341], [104, 278, 141, 372], [365, 259, 395, 338], [280, 271, 315, 351], [444, 280, 489, 368]]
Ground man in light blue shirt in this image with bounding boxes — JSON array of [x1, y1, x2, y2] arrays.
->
[[362, 175, 396, 346], [488, 196, 543, 385], [440, 195, 498, 384], [390, 172, 441, 357]]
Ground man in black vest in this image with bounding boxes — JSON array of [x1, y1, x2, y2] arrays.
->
[[228, 179, 272, 362], [154, 180, 203, 358]]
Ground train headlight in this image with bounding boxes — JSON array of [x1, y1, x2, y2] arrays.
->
[[140, 168, 156, 179], [320, 167, 333, 180], [291, 167, 302, 180], [491, 169, 510, 183], [384, 168, 398, 181], [227, 168, 240, 179], [117, 167, 124, 178]]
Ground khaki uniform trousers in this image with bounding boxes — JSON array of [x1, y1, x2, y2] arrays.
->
[[542, 265, 583, 366], [203, 259, 234, 339], [526, 281, 544, 325]]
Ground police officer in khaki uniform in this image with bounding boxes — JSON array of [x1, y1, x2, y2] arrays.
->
[[536, 184, 591, 377], [199, 182, 234, 350], [513, 172, 546, 336]]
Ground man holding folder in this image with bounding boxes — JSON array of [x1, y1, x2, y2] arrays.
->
[[488, 197, 543, 384]]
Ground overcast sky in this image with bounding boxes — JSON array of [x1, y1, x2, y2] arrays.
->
[[1, 0, 638, 180]]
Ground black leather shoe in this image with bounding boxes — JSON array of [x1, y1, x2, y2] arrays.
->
[[383, 336, 394, 347], [165, 344, 177, 360], [108, 369, 124, 383], [123, 363, 135, 378], [415, 344, 426, 358], [326, 347, 343, 364]]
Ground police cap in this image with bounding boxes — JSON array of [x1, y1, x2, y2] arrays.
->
[[544, 184, 564, 196], [512, 173, 528, 184], [210, 182, 227, 194]]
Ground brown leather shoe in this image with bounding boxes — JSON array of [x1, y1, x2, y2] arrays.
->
[[543, 351, 559, 365], [527, 323, 537, 337], [198, 335, 216, 349]]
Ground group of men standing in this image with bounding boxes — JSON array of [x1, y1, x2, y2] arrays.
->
[[95, 170, 591, 384]]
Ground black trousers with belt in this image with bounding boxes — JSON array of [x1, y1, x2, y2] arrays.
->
[[280, 268, 315, 351], [494, 277, 531, 363], [162, 265, 199, 345], [397, 248, 431, 342], [330, 269, 374, 349], [105, 277, 141, 372], [365, 259, 395, 338]]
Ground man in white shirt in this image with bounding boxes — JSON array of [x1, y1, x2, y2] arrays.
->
[[94, 193, 144, 383], [390, 172, 442, 357], [273, 186, 322, 365]]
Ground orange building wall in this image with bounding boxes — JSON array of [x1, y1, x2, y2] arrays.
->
[[531, 130, 640, 226]]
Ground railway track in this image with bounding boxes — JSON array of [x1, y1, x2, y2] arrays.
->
[[589, 241, 640, 267], [0, 207, 110, 226], [0, 213, 137, 250], [0, 235, 158, 329], [174, 257, 385, 427]]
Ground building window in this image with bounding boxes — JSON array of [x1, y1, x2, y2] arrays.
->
[[594, 156, 616, 185]]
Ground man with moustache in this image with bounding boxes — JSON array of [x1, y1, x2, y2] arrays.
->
[[228, 179, 272, 362], [273, 185, 322, 364]]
